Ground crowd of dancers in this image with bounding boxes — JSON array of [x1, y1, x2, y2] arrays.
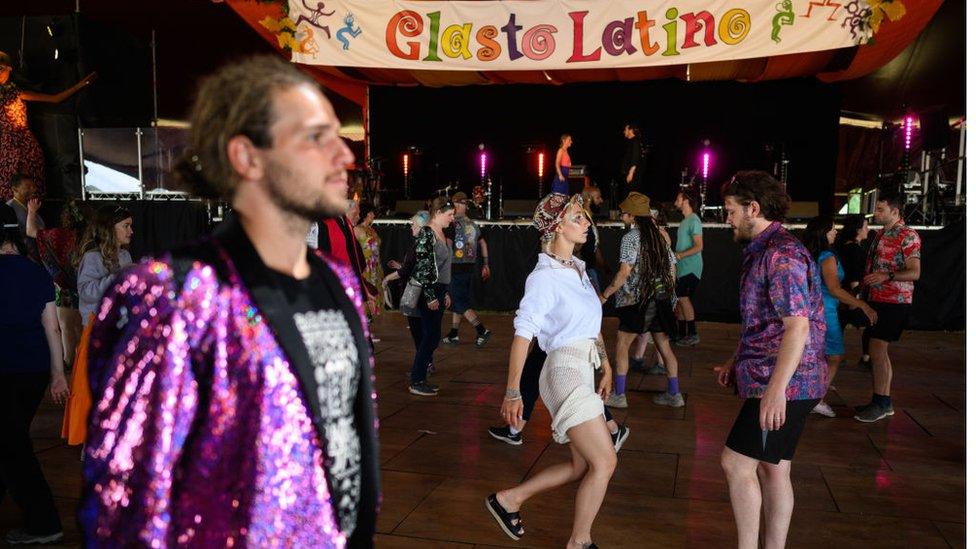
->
[[0, 55, 922, 548]]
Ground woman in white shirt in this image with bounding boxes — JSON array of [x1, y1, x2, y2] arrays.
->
[[486, 193, 614, 549]]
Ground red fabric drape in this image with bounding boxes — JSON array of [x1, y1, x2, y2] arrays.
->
[[818, 0, 944, 82]]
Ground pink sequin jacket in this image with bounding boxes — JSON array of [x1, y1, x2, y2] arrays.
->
[[80, 218, 380, 548]]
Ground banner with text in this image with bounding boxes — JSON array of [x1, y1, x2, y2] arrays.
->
[[284, 0, 880, 71]]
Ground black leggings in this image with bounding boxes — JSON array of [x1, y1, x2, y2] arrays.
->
[[520, 340, 614, 424]]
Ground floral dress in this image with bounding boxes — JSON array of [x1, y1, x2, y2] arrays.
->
[[36, 227, 80, 308], [0, 82, 45, 200], [355, 224, 383, 318]]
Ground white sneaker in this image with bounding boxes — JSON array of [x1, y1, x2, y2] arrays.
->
[[811, 401, 836, 418], [606, 393, 628, 409]]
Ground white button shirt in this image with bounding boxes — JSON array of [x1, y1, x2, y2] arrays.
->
[[513, 253, 603, 353]]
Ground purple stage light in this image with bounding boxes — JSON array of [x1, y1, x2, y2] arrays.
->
[[904, 115, 914, 150]]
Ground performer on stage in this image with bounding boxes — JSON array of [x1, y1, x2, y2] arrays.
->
[[620, 123, 646, 193], [487, 193, 614, 548], [854, 189, 921, 423], [80, 55, 380, 547], [714, 171, 826, 549], [0, 51, 96, 200], [552, 134, 573, 195]]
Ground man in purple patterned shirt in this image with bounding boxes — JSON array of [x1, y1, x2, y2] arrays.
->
[[714, 171, 827, 549]]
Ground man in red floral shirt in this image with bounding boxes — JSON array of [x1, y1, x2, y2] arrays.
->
[[854, 189, 921, 423]]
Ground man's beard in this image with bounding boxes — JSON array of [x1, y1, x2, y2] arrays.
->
[[265, 160, 347, 220], [731, 218, 755, 242]]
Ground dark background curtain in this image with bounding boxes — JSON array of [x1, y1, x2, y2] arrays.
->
[[376, 222, 964, 331], [64, 201, 961, 332]]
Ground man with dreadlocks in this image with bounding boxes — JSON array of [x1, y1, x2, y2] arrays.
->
[[601, 192, 683, 409]]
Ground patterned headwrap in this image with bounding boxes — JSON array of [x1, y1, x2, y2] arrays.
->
[[533, 192, 585, 243]]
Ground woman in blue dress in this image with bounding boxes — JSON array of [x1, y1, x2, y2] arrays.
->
[[802, 216, 877, 417]]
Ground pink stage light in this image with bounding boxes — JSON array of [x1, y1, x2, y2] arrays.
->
[[904, 115, 914, 150], [702, 152, 711, 180], [402, 153, 409, 179], [537, 152, 545, 179], [480, 152, 487, 180]]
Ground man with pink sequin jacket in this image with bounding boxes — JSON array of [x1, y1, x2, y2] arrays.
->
[[80, 56, 380, 547]]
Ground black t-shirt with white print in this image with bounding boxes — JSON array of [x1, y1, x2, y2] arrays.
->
[[267, 259, 361, 536]]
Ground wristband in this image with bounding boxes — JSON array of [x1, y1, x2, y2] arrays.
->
[[504, 388, 521, 399]]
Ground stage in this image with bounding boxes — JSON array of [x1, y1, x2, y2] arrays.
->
[[43, 198, 963, 332], [375, 218, 965, 331]]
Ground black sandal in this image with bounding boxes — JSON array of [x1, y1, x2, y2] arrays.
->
[[485, 493, 524, 540]]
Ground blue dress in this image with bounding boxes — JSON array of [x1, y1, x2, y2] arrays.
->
[[551, 165, 570, 195], [818, 250, 845, 357]]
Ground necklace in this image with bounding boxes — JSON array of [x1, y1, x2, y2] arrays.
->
[[546, 252, 589, 288], [545, 252, 575, 268]]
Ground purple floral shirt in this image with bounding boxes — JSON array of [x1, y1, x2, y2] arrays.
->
[[734, 223, 827, 400]]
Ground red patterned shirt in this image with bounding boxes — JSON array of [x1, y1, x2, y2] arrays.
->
[[865, 221, 921, 304]]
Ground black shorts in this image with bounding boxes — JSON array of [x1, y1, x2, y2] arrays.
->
[[840, 306, 871, 330], [617, 299, 677, 336], [675, 274, 700, 298], [725, 398, 819, 464], [864, 301, 911, 342]]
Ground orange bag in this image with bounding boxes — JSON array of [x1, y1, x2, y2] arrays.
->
[[61, 315, 95, 446]]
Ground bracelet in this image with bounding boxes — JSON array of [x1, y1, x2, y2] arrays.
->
[[504, 388, 521, 399], [505, 396, 523, 402]]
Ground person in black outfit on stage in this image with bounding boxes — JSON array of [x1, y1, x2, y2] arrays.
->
[[621, 123, 646, 196]]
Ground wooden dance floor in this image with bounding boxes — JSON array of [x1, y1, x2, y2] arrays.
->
[[2, 315, 965, 548]]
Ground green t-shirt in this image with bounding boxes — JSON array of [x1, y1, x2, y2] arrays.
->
[[675, 213, 703, 278]]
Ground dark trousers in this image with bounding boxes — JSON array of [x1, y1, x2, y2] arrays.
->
[[407, 316, 423, 351], [0, 372, 62, 534], [520, 341, 614, 424], [410, 284, 448, 384]]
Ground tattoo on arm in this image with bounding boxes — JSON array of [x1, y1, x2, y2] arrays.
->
[[595, 340, 608, 363]]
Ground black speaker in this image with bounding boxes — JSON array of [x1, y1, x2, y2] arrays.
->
[[502, 199, 537, 217], [920, 107, 949, 151], [395, 200, 427, 215]]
